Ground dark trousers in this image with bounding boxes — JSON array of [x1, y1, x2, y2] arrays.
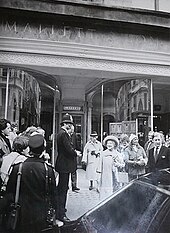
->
[[71, 170, 77, 188], [56, 172, 70, 219]]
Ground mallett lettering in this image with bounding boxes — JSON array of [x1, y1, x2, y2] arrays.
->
[[3, 21, 96, 39]]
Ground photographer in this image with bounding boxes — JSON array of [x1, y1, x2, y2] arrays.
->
[[5, 134, 57, 233], [82, 131, 103, 190]]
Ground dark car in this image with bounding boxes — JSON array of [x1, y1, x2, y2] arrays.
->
[[60, 169, 170, 233]]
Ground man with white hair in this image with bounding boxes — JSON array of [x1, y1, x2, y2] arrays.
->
[[147, 132, 170, 172]]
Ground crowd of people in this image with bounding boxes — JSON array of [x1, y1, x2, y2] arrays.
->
[[0, 116, 170, 232]]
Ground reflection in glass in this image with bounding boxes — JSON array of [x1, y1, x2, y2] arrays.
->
[[92, 79, 151, 146]]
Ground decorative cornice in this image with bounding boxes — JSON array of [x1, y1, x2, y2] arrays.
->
[[0, 37, 170, 65], [0, 37, 170, 77], [0, 51, 170, 77]]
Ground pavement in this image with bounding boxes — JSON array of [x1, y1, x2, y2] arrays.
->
[[66, 169, 101, 220]]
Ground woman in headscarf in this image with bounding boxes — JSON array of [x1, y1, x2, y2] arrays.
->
[[125, 134, 148, 181]]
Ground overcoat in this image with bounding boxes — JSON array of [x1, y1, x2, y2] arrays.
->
[[55, 128, 77, 173], [125, 145, 147, 176], [82, 140, 103, 180]]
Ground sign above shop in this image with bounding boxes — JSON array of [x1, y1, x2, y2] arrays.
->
[[109, 121, 136, 136], [63, 106, 83, 111]]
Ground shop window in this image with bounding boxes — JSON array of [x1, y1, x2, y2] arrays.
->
[[2, 68, 7, 77], [144, 92, 147, 110], [133, 95, 137, 111], [91, 79, 151, 143], [1, 88, 6, 107]]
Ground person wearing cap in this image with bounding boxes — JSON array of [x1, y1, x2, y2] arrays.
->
[[5, 134, 57, 233], [125, 134, 147, 181], [55, 113, 78, 223], [97, 135, 124, 200], [82, 131, 103, 190]]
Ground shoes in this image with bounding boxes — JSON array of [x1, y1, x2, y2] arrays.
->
[[72, 187, 80, 192], [89, 186, 93, 190], [55, 219, 64, 227], [59, 215, 71, 224]]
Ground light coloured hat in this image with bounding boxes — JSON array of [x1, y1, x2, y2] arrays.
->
[[103, 135, 119, 147], [129, 134, 138, 143]]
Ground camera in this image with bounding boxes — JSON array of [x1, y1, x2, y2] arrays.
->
[[46, 207, 55, 226]]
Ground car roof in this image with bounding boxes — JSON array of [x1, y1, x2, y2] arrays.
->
[[137, 168, 170, 194]]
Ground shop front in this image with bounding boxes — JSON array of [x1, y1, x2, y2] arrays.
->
[[0, 1, 170, 164]]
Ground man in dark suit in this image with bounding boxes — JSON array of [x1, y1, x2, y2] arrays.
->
[[55, 113, 78, 223], [147, 132, 170, 173]]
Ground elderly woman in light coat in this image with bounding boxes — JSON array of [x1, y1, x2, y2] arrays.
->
[[97, 135, 124, 200], [125, 134, 148, 181]]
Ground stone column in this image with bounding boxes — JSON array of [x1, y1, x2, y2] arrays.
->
[[87, 101, 93, 140]]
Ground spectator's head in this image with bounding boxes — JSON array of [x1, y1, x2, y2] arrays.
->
[[148, 131, 154, 141], [119, 134, 129, 147], [36, 127, 45, 137], [0, 118, 11, 136], [24, 126, 37, 137], [129, 134, 138, 145], [28, 134, 45, 156], [13, 136, 29, 155], [153, 132, 163, 147], [103, 135, 119, 149]]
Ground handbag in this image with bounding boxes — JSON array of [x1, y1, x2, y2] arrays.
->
[[117, 171, 129, 183], [44, 163, 55, 228], [6, 162, 23, 231]]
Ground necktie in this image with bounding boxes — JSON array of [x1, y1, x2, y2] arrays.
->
[[154, 147, 159, 162]]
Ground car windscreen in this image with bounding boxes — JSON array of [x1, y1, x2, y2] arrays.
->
[[82, 182, 169, 233]]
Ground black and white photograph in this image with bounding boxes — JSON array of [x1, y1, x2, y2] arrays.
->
[[0, 0, 170, 232]]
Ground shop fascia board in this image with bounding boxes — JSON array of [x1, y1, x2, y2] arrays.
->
[[0, 37, 170, 68], [0, 0, 170, 29]]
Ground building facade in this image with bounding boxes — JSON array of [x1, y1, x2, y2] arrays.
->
[[0, 0, 170, 160]]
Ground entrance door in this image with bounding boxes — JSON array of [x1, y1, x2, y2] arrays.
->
[[72, 114, 83, 166], [72, 115, 83, 151]]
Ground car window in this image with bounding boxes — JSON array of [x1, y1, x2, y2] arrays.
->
[[83, 182, 169, 233], [146, 199, 170, 233]]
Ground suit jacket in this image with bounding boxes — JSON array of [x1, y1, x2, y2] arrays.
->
[[55, 128, 77, 173], [147, 146, 170, 172]]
